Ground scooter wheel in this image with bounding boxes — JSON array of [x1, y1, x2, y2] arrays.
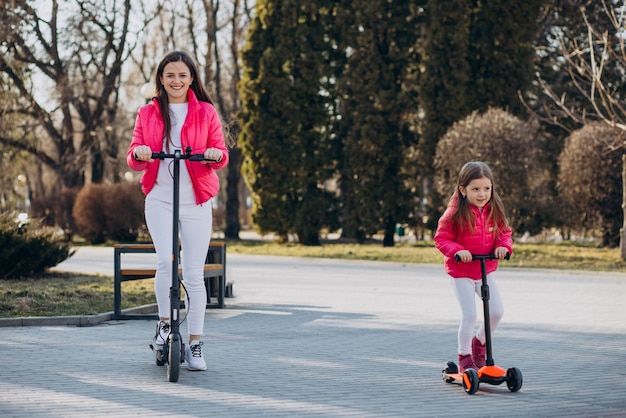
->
[[444, 361, 458, 374], [506, 367, 523, 392], [167, 339, 181, 382], [156, 351, 165, 366], [463, 369, 479, 395], [442, 361, 458, 383]]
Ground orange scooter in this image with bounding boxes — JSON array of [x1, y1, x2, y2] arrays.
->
[[441, 253, 522, 394]]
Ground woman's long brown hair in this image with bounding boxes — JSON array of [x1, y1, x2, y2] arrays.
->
[[452, 161, 510, 237], [153, 51, 214, 151]]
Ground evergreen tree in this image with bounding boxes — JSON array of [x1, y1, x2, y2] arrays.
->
[[419, 0, 543, 169], [416, 0, 470, 233], [418, 0, 470, 174], [418, 0, 544, 234], [466, 0, 544, 115], [238, 0, 338, 245], [335, 0, 420, 246]]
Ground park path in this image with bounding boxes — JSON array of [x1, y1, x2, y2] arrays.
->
[[0, 247, 624, 417]]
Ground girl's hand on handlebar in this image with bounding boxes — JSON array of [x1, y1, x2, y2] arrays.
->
[[494, 246, 508, 259], [203, 147, 223, 163], [454, 250, 472, 262], [133, 145, 154, 162]]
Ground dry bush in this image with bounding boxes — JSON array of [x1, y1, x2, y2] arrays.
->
[[433, 107, 551, 234], [73, 183, 144, 244], [102, 182, 145, 242], [558, 122, 625, 247], [73, 184, 108, 244]]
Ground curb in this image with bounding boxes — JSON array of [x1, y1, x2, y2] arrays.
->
[[0, 303, 158, 328]]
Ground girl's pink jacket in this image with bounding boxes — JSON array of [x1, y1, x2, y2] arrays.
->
[[127, 90, 229, 205], [434, 196, 512, 280]]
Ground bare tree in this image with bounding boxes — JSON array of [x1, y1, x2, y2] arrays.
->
[[537, 1, 626, 130], [191, 0, 252, 239], [535, 0, 626, 257], [0, 0, 137, 192], [128, 0, 252, 239]]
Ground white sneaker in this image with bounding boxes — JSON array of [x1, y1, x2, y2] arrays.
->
[[153, 321, 170, 346], [186, 340, 207, 371]]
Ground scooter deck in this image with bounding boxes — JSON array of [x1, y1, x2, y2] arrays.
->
[[442, 361, 522, 394], [444, 365, 508, 385]]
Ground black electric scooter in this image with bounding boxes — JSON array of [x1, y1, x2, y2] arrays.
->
[[441, 253, 523, 394], [148, 147, 215, 382]]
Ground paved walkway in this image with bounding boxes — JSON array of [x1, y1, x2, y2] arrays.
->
[[0, 248, 625, 417]]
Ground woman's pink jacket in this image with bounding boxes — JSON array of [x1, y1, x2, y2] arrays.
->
[[434, 196, 512, 280], [127, 90, 229, 205]]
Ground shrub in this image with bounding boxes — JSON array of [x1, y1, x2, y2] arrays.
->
[[73, 184, 108, 244], [102, 183, 145, 242], [0, 212, 74, 279], [433, 107, 553, 234], [73, 182, 144, 244], [558, 122, 625, 247]]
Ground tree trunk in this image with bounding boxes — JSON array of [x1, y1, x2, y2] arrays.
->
[[383, 215, 395, 247], [619, 154, 626, 260], [298, 229, 321, 246]]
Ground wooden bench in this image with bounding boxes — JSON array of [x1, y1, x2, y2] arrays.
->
[[113, 242, 229, 320]]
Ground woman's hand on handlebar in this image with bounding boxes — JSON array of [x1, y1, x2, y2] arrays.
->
[[133, 145, 154, 162], [203, 147, 223, 164]]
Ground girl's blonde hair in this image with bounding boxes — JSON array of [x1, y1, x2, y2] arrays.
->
[[451, 161, 509, 237]]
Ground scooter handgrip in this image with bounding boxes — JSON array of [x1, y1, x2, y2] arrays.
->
[[187, 154, 218, 162], [489, 253, 510, 260], [454, 255, 461, 262]]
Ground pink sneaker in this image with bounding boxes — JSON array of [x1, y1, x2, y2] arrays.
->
[[458, 354, 476, 373], [472, 337, 486, 369]]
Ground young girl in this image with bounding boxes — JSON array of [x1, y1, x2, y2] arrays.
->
[[434, 161, 512, 372], [128, 51, 231, 371]]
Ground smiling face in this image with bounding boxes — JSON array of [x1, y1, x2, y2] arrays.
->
[[159, 61, 193, 103], [460, 176, 492, 209]]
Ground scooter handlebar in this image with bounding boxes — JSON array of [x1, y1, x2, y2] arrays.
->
[[150, 151, 217, 162], [454, 253, 510, 262]]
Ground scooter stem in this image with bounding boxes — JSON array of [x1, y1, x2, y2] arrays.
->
[[479, 257, 494, 366], [170, 149, 182, 336]]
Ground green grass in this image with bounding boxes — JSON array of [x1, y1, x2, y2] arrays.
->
[[0, 273, 155, 318], [1, 240, 624, 318], [225, 240, 626, 272]]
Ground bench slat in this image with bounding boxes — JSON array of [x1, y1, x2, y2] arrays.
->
[[119, 264, 223, 277]]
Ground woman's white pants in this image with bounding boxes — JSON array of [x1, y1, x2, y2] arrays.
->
[[145, 196, 212, 337]]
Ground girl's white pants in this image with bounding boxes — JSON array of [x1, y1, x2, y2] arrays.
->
[[450, 274, 504, 355], [145, 196, 213, 337]]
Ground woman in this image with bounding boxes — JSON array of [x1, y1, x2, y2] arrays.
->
[[128, 50, 231, 371]]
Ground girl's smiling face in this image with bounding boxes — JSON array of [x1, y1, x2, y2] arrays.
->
[[460, 177, 492, 209], [159, 61, 193, 103]]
